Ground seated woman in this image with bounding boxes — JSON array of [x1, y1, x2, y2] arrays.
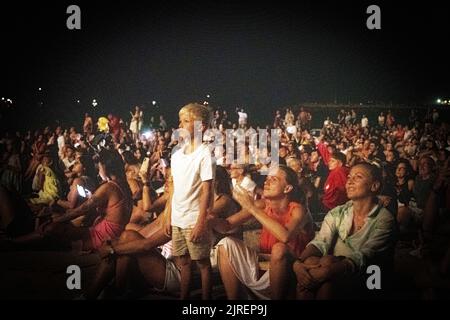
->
[[24, 133, 46, 181], [126, 160, 163, 228], [402, 156, 436, 229], [83, 165, 174, 299], [83, 165, 240, 299], [14, 149, 132, 252], [293, 163, 397, 300], [28, 149, 63, 210], [210, 165, 242, 242], [211, 165, 315, 300], [0, 139, 23, 194], [53, 155, 98, 211], [394, 159, 415, 228], [48, 155, 99, 227]]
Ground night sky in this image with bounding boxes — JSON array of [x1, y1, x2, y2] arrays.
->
[[2, 0, 449, 128]]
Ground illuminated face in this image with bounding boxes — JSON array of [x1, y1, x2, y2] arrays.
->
[[328, 157, 340, 171], [346, 165, 378, 200], [72, 161, 84, 176], [263, 168, 290, 199], [178, 112, 195, 138], [395, 163, 407, 179]]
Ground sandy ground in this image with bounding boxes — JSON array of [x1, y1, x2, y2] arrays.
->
[[0, 236, 448, 300]]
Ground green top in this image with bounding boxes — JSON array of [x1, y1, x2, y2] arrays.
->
[[309, 201, 397, 272]]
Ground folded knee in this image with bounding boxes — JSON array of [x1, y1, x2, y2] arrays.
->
[[119, 230, 141, 242]]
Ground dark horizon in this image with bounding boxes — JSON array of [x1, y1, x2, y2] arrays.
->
[[2, 0, 450, 129]]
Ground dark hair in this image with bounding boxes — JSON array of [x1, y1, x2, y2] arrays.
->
[[78, 155, 98, 183], [396, 159, 413, 178], [277, 164, 305, 204], [331, 151, 347, 166], [122, 150, 139, 166], [215, 166, 232, 197], [98, 149, 126, 179]]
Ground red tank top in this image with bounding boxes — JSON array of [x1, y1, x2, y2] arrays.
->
[[259, 202, 314, 257]]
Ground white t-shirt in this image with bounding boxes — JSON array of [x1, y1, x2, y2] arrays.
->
[[171, 143, 216, 228], [361, 117, 368, 128], [238, 112, 248, 125]]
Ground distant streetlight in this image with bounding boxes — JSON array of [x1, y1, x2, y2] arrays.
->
[[92, 99, 98, 107], [206, 94, 211, 99], [152, 100, 157, 106], [38, 87, 42, 91], [437, 99, 442, 104], [76, 100, 80, 104]]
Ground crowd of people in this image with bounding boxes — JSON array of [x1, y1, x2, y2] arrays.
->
[[0, 101, 449, 299]]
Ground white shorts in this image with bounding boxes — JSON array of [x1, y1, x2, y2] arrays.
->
[[153, 259, 181, 294]]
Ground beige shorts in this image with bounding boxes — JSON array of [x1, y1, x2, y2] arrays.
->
[[171, 226, 212, 260]]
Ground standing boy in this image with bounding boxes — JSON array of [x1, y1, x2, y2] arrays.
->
[[169, 103, 215, 299]]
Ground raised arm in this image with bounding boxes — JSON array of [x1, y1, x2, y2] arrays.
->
[[209, 208, 253, 234], [54, 183, 109, 223]]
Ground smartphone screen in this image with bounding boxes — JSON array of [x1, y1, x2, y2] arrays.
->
[[160, 158, 168, 168], [140, 157, 150, 175], [77, 184, 86, 198]]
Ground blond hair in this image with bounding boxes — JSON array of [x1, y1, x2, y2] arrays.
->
[[179, 103, 212, 126]]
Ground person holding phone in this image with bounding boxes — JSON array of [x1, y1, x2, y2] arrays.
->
[[14, 149, 133, 253], [49, 156, 98, 226]]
